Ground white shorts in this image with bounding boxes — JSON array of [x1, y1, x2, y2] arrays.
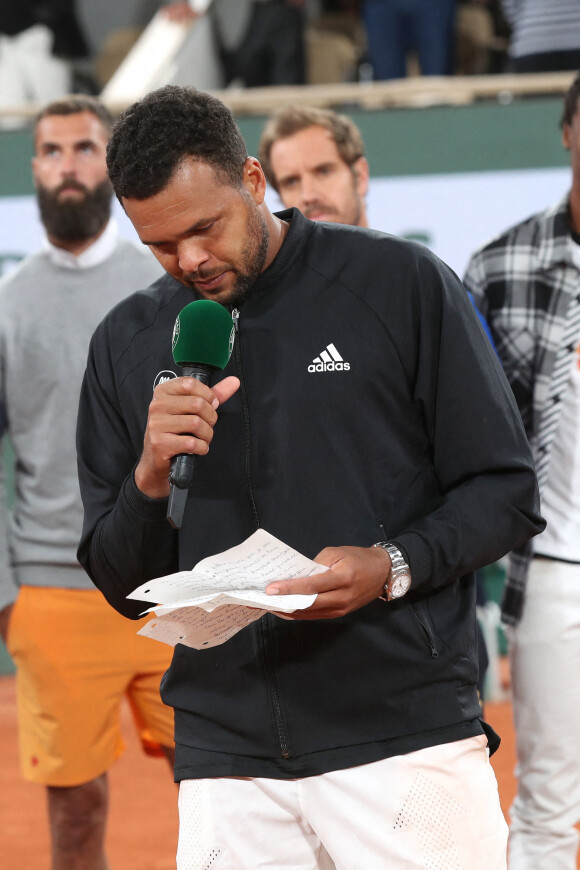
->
[[177, 734, 507, 869]]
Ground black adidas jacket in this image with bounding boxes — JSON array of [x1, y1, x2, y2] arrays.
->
[[77, 210, 543, 781]]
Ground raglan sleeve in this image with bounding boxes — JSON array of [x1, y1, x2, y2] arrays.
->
[[389, 250, 544, 591], [76, 316, 178, 619]]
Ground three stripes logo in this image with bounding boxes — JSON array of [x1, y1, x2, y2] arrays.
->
[[307, 343, 350, 373]]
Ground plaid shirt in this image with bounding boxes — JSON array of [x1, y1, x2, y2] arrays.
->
[[464, 194, 580, 624]]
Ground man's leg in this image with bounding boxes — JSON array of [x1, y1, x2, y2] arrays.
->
[[412, 0, 456, 76], [7, 587, 173, 869], [176, 778, 336, 870], [361, 0, 408, 80], [47, 775, 109, 870], [124, 628, 176, 771], [507, 558, 580, 869], [303, 735, 507, 869]]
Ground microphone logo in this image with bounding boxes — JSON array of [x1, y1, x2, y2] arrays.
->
[[153, 370, 177, 391]]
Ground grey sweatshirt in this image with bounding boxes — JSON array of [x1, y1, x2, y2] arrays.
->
[[0, 222, 163, 610]]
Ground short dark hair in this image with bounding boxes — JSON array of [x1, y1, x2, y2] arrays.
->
[[106, 85, 248, 200], [258, 105, 365, 192], [35, 95, 114, 143], [560, 71, 580, 128]]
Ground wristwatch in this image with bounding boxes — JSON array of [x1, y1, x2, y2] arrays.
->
[[372, 542, 412, 601]]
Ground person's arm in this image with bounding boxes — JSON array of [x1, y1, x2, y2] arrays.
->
[[0, 400, 19, 625], [76, 324, 175, 619], [267, 250, 544, 617], [384, 261, 542, 575], [389, 251, 545, 574], [76, 320, 239, 619]]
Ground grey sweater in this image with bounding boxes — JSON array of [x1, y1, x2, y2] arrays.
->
[[0, 226, 162, 610]]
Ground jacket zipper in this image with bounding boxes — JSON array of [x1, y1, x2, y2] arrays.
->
[[412, 606, 439, 659], [260, 617, 291, 759], [232, 308, 290, 757], [231, 308, 259, 528]]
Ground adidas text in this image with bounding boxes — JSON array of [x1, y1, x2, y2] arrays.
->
[[308, 361, 351, 372]]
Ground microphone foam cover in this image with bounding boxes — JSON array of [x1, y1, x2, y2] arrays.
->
[[172, 300, 235, 369]]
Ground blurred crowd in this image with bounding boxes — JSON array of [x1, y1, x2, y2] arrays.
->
[[2, 1, 580, 112]]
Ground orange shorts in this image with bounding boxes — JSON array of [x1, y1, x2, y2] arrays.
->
[[7, 585, 175, 787]]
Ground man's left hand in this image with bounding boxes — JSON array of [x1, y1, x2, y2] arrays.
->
[[265, 545, 390, 620]]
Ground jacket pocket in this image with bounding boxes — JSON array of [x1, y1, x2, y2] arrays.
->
[[377, 520, 440, 660], [411, 600, 440, 659]]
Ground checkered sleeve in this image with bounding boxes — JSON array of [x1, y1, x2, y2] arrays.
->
[[463, 197, 576, 624]]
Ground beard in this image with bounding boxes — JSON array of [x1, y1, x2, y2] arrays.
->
[[227, 202, 270, 306], [303, 171, 363, 227], [183, 195, 270, 306], [36, 177, 113, 242], [304, 198, 362, 227]]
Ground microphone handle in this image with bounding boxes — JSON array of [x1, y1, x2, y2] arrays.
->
[[167, 364, 212, 529]]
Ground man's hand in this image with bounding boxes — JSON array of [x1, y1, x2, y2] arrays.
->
[[135, 375, 240, 499], [266, 545, 391, 620], [0, 603, 14, 644], [162, 2, 199, 23]]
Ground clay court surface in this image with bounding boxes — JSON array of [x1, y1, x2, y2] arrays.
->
[[0, 668, 577, 869]]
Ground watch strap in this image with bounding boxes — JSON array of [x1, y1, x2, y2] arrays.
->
[[372, 542, 412, 601]]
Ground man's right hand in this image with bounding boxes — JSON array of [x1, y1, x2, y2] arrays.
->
[[0, 603, 14, 645], [135, 375, 240, 499]]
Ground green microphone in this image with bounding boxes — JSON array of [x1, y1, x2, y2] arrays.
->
[[167, 300, 235, 529]]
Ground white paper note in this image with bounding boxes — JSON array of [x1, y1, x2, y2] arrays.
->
[[130, 529, 324, 650], [138, 604, 265, 650]]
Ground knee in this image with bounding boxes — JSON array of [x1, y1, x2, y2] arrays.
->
[[48, 774, 108, 852]]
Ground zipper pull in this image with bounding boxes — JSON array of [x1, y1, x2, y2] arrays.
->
[[231, 308, 240, 333]]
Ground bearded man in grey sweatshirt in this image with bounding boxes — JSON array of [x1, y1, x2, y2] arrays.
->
[[0, 95, 174, 870]]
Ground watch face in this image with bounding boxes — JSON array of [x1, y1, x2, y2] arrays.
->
[[388, 572, 411, 600]]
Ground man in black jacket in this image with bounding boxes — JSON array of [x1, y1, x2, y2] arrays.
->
[[77, 85, 543, 869]]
